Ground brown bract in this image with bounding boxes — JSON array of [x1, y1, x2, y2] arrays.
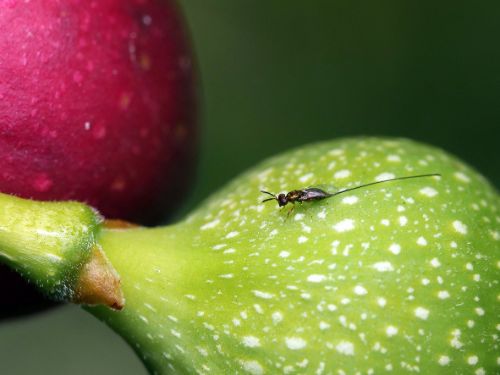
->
[[74, 245, 124, 310], [103, 219, 140, 230]]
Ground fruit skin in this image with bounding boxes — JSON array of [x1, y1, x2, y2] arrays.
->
[[0, 0, 197, 314], [87, 138, 498, 374], [0, 0, 197, 224]]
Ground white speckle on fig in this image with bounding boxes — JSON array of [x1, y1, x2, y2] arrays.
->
[[225, 231, 239, 239], [297, 235, 308, 243], [452, 220, 468, 234], [335, 341, 355, 356], [285, 337, 307, 350], [299, 172, 314, 183], [252, 290, 274, 300], [419, 186, 438, 197], [240, 360, 264, 375], [242, 336, 260, 348], [386, 154, 401, 162], [200, 219, 220, 230], [353, 285, 368, 295], [341, 196, 358, 205], [375, 172, 395, 181], [388, 243, 401, 255], [417, 236, 427, 246], [307, 274, 326, 283], [372, 261, 394, 272], [334, 169, 351, 179], [332, 219, 355, 232], [386, 325, 398, 337], [438, 355, 451, 366], [414, 307, 430, 320], [454, 172, 471, 183]]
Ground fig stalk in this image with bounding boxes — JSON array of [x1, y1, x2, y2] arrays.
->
[[0, 193, 122, 308]]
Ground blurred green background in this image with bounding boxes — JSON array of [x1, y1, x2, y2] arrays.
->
[[1, 1, 499, 374]]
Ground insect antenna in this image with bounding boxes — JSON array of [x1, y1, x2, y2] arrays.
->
[[330, 173, 441, 198], [262, 197, 277, 203], [260, 190, 277, 203]]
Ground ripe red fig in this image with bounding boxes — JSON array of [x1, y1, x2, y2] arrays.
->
[[0, 0, 197, 315]]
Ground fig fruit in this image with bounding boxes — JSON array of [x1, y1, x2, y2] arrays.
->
[[1, 138, 498, 374]]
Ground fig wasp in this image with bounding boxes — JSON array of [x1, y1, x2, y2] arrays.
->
[[261, 173, 441, 208]]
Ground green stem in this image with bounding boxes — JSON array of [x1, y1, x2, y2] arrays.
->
[[0, 192, 121, 306]]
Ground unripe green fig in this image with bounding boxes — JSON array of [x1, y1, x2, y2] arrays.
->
[[0, 137, 498, 374]]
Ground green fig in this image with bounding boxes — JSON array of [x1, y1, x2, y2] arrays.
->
[[0, 137, 498, 374]]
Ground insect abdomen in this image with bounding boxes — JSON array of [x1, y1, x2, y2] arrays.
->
[[297, 188, 331, 202]]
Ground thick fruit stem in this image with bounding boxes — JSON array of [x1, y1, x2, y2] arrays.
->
[[0, 192, 122, 308]]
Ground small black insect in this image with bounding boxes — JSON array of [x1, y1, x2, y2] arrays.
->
[[261, 173, 441, 208]]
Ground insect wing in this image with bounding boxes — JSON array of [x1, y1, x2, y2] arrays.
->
[[301, 187, 332, 201], [309, 183, 338, 193]]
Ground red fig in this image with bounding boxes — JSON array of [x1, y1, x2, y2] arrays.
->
[[0, 0, 197, 315]]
